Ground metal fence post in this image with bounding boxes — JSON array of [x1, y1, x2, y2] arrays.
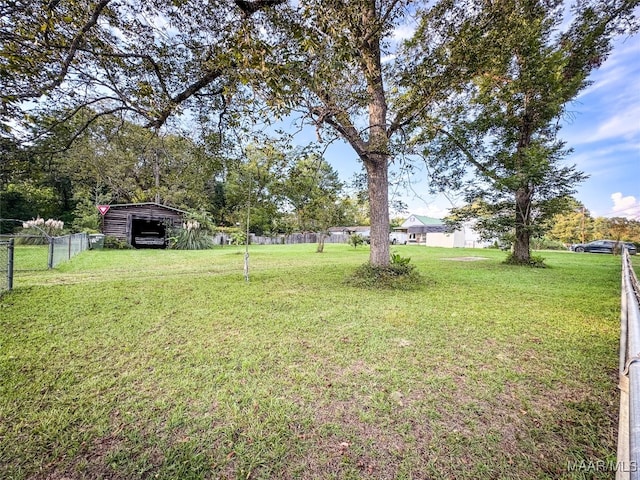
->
[[7, 238, 13, 291], [48, 238, 54, 269]]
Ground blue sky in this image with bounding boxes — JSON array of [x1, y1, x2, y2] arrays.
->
[[301, 29, 640, 222], [560, 33, 640, 220]]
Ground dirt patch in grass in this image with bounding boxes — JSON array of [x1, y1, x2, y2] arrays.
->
[[287, 348, 615, 479], [442, 256, 490, 262], [36, 434, 123, 480], [301, 398, 420, 479]]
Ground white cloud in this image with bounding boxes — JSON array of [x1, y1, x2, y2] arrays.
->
[[393, 24, 416, 41], [566, 84, 640, 145], [406, 204, 451, 220], [592, 105, 640, 142], [609, 192, 640, 220]]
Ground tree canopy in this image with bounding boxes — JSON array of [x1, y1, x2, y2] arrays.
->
[[0, 0, 284, 141], [413, 0, 638, 264]]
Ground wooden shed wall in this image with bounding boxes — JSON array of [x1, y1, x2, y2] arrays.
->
[[101, 205, 185, 241]]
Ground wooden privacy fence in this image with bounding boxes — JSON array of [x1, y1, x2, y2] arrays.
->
[[212, 233, 351, 246], [280, 233, 349, 245]]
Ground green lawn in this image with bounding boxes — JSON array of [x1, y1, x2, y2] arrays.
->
[[11, 244, 50, 272], [0, 244, 633, 479]]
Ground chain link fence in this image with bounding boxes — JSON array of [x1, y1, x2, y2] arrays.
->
[[0, 239, 14, 295], [48, 233, 90, 268], [0, 221, 90, 293]]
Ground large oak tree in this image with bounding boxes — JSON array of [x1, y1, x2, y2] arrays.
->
[[411, 0, 639, 264], [241, 0, 471, 266]]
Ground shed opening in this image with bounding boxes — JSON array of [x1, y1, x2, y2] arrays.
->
[[131, 218, 167, 249]]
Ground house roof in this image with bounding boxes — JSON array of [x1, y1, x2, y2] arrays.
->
[[408, 215, 443, 225], [108, 202, 189, 215]]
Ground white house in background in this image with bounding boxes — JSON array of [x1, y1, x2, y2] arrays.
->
[[329, 217, 486, 248], [395, 214, 466, 248]]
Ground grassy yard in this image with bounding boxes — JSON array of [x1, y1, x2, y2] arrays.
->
[[0, 244, 633, 479]]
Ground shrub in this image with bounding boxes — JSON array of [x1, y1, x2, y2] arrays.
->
[[104, 236, 132, 249], [229, 231, 247, 245], [348, 234, 365, 248], [390, 251, 411, 266], [531, 236, 567, 251], [504, 253, 547, 268], [346, 253, 423, 289], [70, 198, 100, 233]]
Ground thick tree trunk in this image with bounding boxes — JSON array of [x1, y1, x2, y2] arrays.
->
[[360, 1, 390, 267], [513, 186, 532, 263], [365, 156, 390, 266], [309, 1, 391, 266], [513, 225, 530, 263]]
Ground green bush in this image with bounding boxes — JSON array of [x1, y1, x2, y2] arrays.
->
[[390, 251, 411, 266], [504, 253, 547, 268], [104, 236, 132, 249], [348, 234, 365, 248], [70, 198, 100, 233], [229, 231, 247, 245], [531, 236, 567, 251], [346, 253, 422, 289]]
